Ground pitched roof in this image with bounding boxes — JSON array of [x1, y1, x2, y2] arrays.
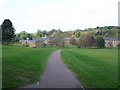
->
[[104, 37, 120, 41]]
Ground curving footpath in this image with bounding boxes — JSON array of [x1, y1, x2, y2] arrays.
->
[[22, 50, 84, 89]]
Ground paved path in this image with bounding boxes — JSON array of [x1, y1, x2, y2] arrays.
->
[[23, 50, 84, 89]]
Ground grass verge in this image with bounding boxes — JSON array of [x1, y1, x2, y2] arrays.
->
[[61, 48, 118, 88], [2, 46, 56, 88]]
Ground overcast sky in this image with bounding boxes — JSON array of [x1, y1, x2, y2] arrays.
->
[[0, 0, 119, 33]]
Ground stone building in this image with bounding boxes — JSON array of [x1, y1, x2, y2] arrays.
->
[[20, 38, 46, 48], [104, 37, 120, 48]]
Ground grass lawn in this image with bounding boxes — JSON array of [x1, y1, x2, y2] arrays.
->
[[2, 46, 56, 88], [61, 48, 118, 88]]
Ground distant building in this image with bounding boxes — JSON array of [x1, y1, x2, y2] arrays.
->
[[20, 37, 120, 48], [104, 37, 120, 48], [64, 38, 70, 45], [20, 38, 46, 48], [44, 38, 50, 45]]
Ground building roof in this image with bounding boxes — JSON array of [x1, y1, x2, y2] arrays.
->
[[20, 38, 46, 43], [64, 38, 79, 41], [104, 37, 120, 41]]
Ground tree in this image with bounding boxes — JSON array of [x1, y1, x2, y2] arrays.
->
[[63, 31, 73, 38], [14, 34, 21, 42], [19, 31, 28, 40], [76, 31, 80, 37], [75, 29, 81, 37], [51, 31, 62, 38], [78, 34, 95, 48], [36, 30, 43, 38], [69, 38, 78, 45], [49, 38, 59, 46], [48, 29, 57, 36], [42, 30, 47, 37], [27, 34, 33, 40], [58, 29, 63, 33], [1, 19, 15, 44], [104, 28, 118, 37], [95, 36, 105, 48], [49, 37, 64, 47]]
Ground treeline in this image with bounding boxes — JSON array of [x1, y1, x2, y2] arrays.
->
[[15, 26, 119, 41], [69, 35, 105, 48], [0, 19, 119, 45]]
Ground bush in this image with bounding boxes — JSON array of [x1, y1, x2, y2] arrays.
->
[[22, 43, 29, 47], [95, 36, 105, 48]]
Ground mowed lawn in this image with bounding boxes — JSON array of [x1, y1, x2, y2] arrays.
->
[[61, 48, 118, 88], [2, 46, 56, 88]]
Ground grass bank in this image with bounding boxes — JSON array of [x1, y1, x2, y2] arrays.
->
[[61, 48, 118, 88], [2, 46, 56, 88]]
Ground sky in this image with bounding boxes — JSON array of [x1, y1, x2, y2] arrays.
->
[[0, 0, 119, 33]]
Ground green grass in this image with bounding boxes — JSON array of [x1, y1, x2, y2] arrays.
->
[[2, 46, 56, 88], [61, 48, 118, 88]]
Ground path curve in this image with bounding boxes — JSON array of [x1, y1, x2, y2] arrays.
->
[[22, 50, 84, 89]]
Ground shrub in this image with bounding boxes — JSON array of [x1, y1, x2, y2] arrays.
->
[[22, 43, 29, 47], [95, 36, 105, 48]]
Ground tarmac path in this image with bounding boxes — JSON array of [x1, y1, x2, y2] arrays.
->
[[22, 50, 84, 89]]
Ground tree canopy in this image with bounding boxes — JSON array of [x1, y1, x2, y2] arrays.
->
[[95, 36, 105, 48], [1, 19, 16, 43]]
